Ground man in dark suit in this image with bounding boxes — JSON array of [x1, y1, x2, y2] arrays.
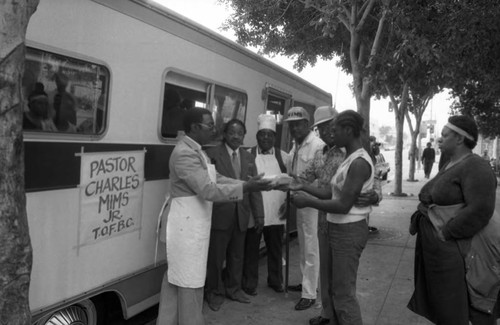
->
[[205, 119, 265, 311], [421, 142, 436, 178]]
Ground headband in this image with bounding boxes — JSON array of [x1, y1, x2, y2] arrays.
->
[[445, 122, 474, 141]]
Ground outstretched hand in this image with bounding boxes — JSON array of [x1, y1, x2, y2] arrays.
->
[[244, 173, 273, 192], [274, 174, 304, 192], [288, 174, 305, 191]]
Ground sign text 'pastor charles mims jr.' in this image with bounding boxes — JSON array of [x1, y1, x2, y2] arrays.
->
[[79, 151, 145, 246]]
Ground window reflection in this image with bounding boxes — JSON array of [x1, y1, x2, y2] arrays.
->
[[23, 47, 109, 135]]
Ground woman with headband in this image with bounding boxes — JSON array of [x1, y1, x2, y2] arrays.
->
[[408, 115, 499, 324]]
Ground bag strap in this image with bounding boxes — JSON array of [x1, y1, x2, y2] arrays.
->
[[274, 147, 287, 173]]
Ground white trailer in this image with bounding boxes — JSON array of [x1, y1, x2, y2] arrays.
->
[[24, 0, 331, 324]]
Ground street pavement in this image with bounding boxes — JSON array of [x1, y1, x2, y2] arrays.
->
[[145, 162, 500, 325], [202, 167, 433, 325]]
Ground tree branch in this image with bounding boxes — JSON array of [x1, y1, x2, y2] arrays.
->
[[356, 0, 376, 32], [274, 0, 295, 24], [366, 6, 387, 69]]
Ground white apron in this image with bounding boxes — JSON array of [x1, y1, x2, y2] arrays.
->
[[166, 161, 216, 288], [255, 152, 286, 226]]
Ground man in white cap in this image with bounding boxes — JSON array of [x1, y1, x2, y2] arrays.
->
[[242, 114, 290, 296], [284, 106, 325, 310], [298, 106, 381, 325]]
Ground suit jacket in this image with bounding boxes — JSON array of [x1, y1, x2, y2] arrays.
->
[[169, 136, 243, 201], [160, 136, 244, 243], [206, 144, 264, 232]]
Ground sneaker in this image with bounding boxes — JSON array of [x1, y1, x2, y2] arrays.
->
[[295, 298, 315, 311]]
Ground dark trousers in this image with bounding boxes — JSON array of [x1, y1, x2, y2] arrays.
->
[[205, 214, 247, 297], [242, 225, 284, 290], [423, 160, 434, 177]]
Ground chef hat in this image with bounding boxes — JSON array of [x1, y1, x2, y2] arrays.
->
[[257, 114, 277, 132]]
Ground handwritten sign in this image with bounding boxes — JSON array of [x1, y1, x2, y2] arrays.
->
[[79, 151, 145, 246]]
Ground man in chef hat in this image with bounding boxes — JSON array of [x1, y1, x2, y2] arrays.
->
[[242, 114, 289, 296]]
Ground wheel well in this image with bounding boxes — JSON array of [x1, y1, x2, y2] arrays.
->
[[91, 291, 124, 324]]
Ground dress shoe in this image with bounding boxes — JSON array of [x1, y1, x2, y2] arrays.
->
[[243, 287, 257, 296], [309, 315, 330, 325], [205, 292, 224, 311], [287, 283, 302, 292], [268, 284, 284, 293], [295, 298, 315, 311], [226, 290, 250, 303]]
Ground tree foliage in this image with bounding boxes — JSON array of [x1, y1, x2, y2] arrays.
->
[[442, 0, 500, 137], [220, 0, 500, 192], [219, 0, 391, 131]]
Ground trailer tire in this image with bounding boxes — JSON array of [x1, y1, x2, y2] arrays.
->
[[35, 299, 97, 325]]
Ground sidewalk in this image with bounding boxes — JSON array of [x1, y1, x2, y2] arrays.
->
[[200, 169, 431, 325], [150, 166, 500, 325]]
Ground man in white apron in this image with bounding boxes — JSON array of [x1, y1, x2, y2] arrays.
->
[[242, 114, 289, 295], [156, 108, 271, 325]]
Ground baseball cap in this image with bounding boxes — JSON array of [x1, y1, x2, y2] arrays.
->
[[312, 106, 338, 128], [284, 106, 310, 122]]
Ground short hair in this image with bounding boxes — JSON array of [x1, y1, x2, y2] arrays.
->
[[183, 107, 212, 133], [223, 118, 246, 134], [448, 115, 478, 149], [334, 110, 364, 137]]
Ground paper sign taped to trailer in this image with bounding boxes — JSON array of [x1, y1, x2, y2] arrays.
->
[[79, 151, 145, 246]]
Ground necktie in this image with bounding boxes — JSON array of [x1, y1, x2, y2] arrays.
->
[[231, 151, 240, 179]]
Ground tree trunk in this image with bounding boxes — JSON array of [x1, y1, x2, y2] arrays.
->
[[393, 105, 405, 196], [350, 28, 372, 137], [0, 1, 39, 324], [351, 50, 371, 150], [355, 82, 371, 137], [386, 83, 409, 197], [408, 132, 418, 181]]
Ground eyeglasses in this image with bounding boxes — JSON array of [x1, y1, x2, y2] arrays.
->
[[198, 123, 215, 130]]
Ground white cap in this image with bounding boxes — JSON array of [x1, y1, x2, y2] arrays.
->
[[284, 106, 310, 122], [258, 114, 276, 132], [312, 106, 338, 128]]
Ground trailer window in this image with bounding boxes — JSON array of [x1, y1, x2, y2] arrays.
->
[[161, 83, 207, 138], [212, 85, 247, 140], [161, 72, 247, 140], [22, 47, 109, 135]]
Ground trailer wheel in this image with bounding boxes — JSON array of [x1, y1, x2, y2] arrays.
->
[[36, 299, 97, 325]]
